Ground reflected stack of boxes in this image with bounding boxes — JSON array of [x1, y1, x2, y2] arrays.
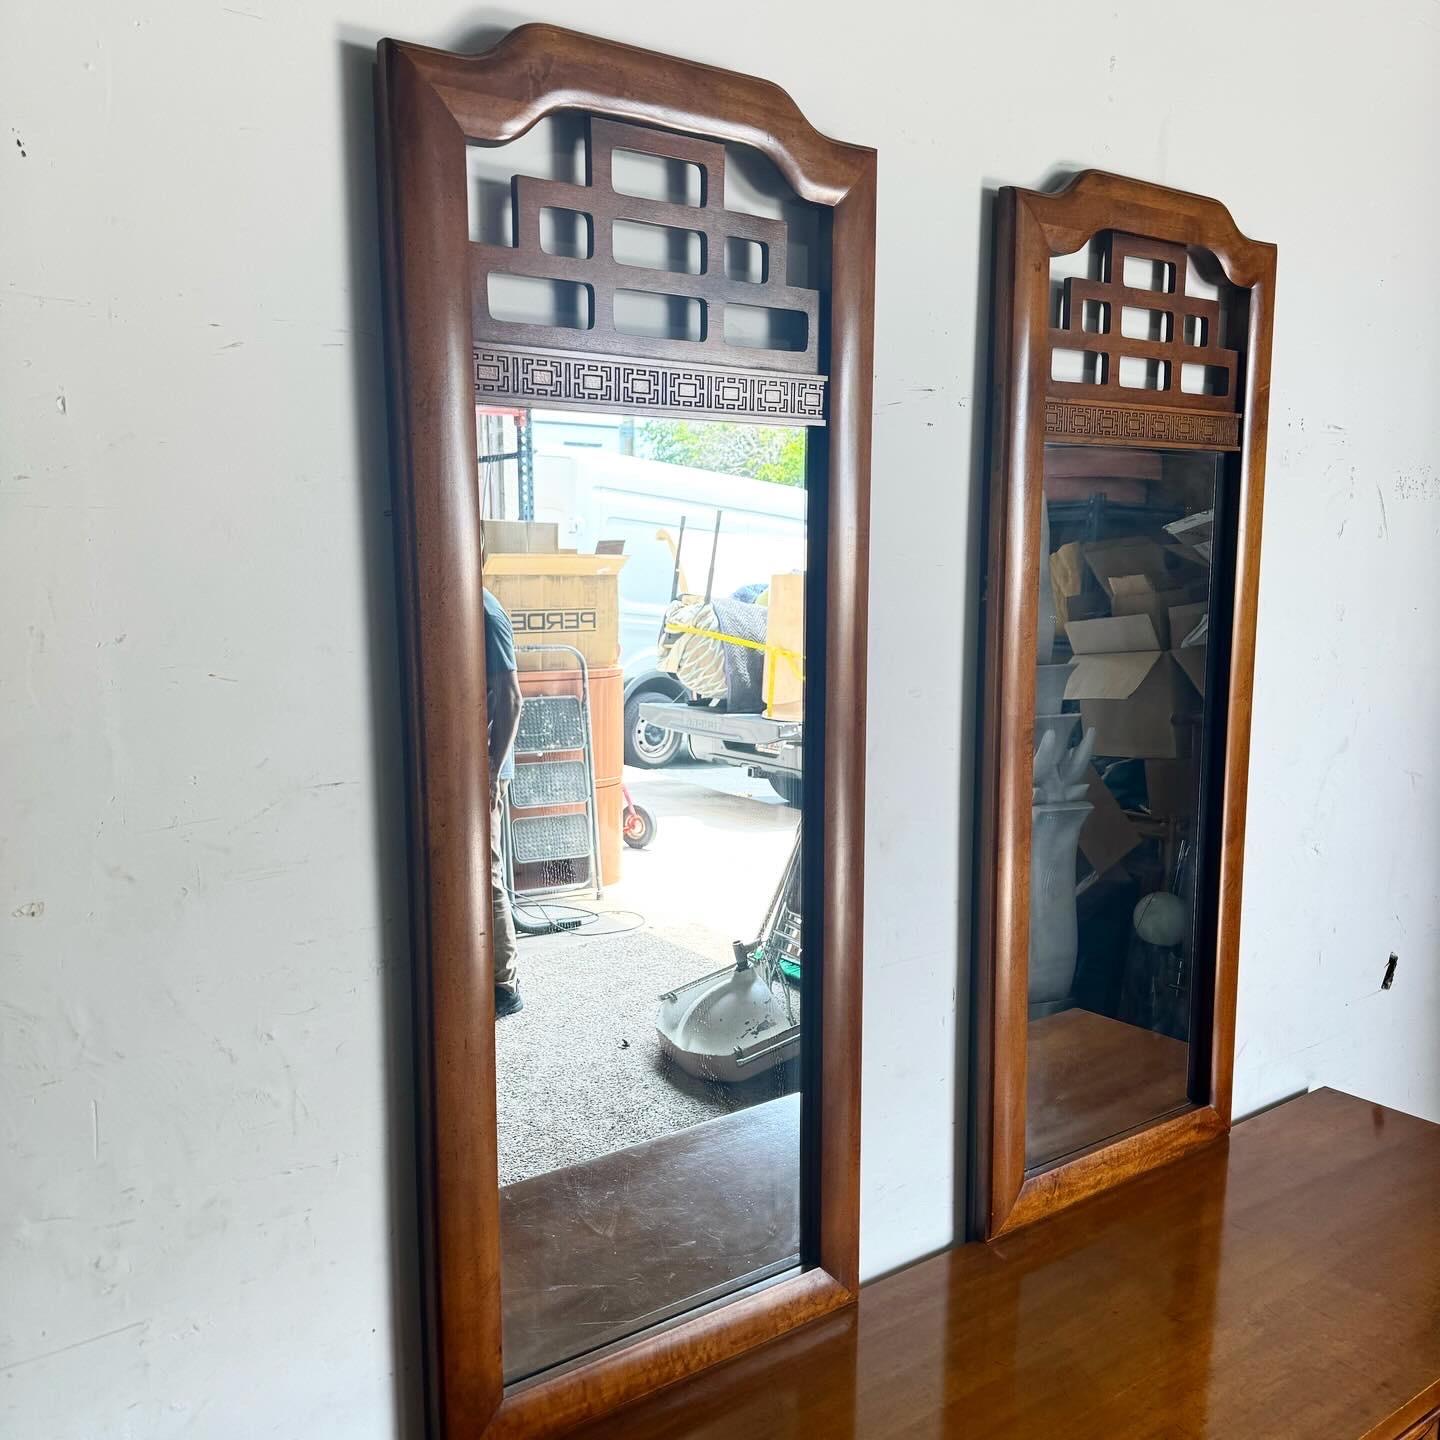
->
[[1050, 514, 1213, 882]]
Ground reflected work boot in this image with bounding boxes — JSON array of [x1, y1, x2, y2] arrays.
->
[[494, 983, 523, 1019]]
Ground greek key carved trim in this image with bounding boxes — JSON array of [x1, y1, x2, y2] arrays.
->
[[473, 345, 827, 426], [1044, 399, 1240, 450]]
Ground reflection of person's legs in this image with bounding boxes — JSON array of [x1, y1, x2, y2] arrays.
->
[[492, 782, 520, 1001]]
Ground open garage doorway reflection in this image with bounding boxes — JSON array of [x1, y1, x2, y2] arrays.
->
[[479, 406, 812, 1383]]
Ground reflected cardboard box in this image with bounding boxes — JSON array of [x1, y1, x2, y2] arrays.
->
[[1164, 508, 1215, 567], [484, 522, 627, 671], [761, 571, 805, 721], [482, 519, 560, 555], [1065, 610, 1207, 760], [1078, 765, 1141, 877], [1050, 534, 1205, 633], [1082, 536, 1206, 599], [1050, 541, 1109, 629], [1108, 574, 1209, 648]]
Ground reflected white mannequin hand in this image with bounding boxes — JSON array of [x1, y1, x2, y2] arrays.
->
[[1032, 725, 1095, 804]]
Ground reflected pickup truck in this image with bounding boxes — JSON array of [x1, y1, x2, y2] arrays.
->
[[637, 703, 803, 808]]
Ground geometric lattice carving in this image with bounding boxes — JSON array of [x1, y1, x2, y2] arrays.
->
[[474, 345, 826, 426], [1047, 232, 1241, 417], [1044, 398, 1240, 450], [471, 117, 821, 375]]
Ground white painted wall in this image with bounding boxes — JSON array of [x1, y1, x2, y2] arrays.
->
[[5, 2, 1438, 1434]]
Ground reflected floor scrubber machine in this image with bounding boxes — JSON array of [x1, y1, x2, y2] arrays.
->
[[656, 831, 802, 1083]]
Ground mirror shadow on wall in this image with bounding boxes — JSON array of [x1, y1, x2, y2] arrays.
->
[[467, 118, 823, 1384], [1025, 238, 1240, 1175]]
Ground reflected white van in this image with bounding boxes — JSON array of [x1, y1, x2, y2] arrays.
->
[[531, 417, 806, 767]]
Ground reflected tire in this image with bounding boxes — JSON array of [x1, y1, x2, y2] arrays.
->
[[623, 803, 657, 849], [624, 689, 683, 769]]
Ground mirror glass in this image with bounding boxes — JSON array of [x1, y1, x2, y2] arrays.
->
[[467, 120, 820, 1383], [1024, 441, 1227, 1172]]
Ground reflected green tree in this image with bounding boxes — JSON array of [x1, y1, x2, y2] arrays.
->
[[635, 420, 805, 486]]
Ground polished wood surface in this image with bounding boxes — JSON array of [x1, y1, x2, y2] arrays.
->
[[1003, 1100, 1225, 1239], [377, 46, 500, 1435], [501, 1098, 800, 1384], [573, 1090, 1440, 1440], [400, 24, 866, 207], [973, 171, 1277, 1238], [1026, 1008, 1190, 1170], [377, 23, 875, 1437]]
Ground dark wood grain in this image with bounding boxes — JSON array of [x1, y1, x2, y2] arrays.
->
[[815, 146, 876, 1300], [376, 47, 500, 1438], [972, 170, 1277, 1239], [572, 1090, 1440, 1440], [399, 25, 867, 208], [969, 186, 1022, 1243], [1025, 1008, 1190, 1170], [471, 116, 823, 372], [376, 24, 876, 1438], [1047, 232, 1240, 414]]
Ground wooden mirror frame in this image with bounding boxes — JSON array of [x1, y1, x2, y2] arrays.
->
[[375, 25, 875, 1438], [971, 171, 1276, 1240]]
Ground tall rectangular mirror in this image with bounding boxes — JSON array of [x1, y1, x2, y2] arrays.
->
[[376, 26, 875, 1437], [1027, 439, 1224, 1172], [486, 408, 811, 1388], [973, 173, 1276, 1240], [467, 113, 824, 1387]]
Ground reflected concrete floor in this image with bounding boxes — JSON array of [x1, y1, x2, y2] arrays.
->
[[598, 758, 800, 964], [496, 758, 801, 1185], [496, 760, 804, 1381], [494, 926, 798, 1185]]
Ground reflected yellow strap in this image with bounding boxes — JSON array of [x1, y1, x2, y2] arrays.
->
[[662, 620, 803, 713]]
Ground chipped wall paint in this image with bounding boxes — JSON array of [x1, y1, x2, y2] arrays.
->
[[3, 1, 1439, 1435]]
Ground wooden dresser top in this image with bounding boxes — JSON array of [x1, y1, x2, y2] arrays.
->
[[570, 1088, 1440, 1439]]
